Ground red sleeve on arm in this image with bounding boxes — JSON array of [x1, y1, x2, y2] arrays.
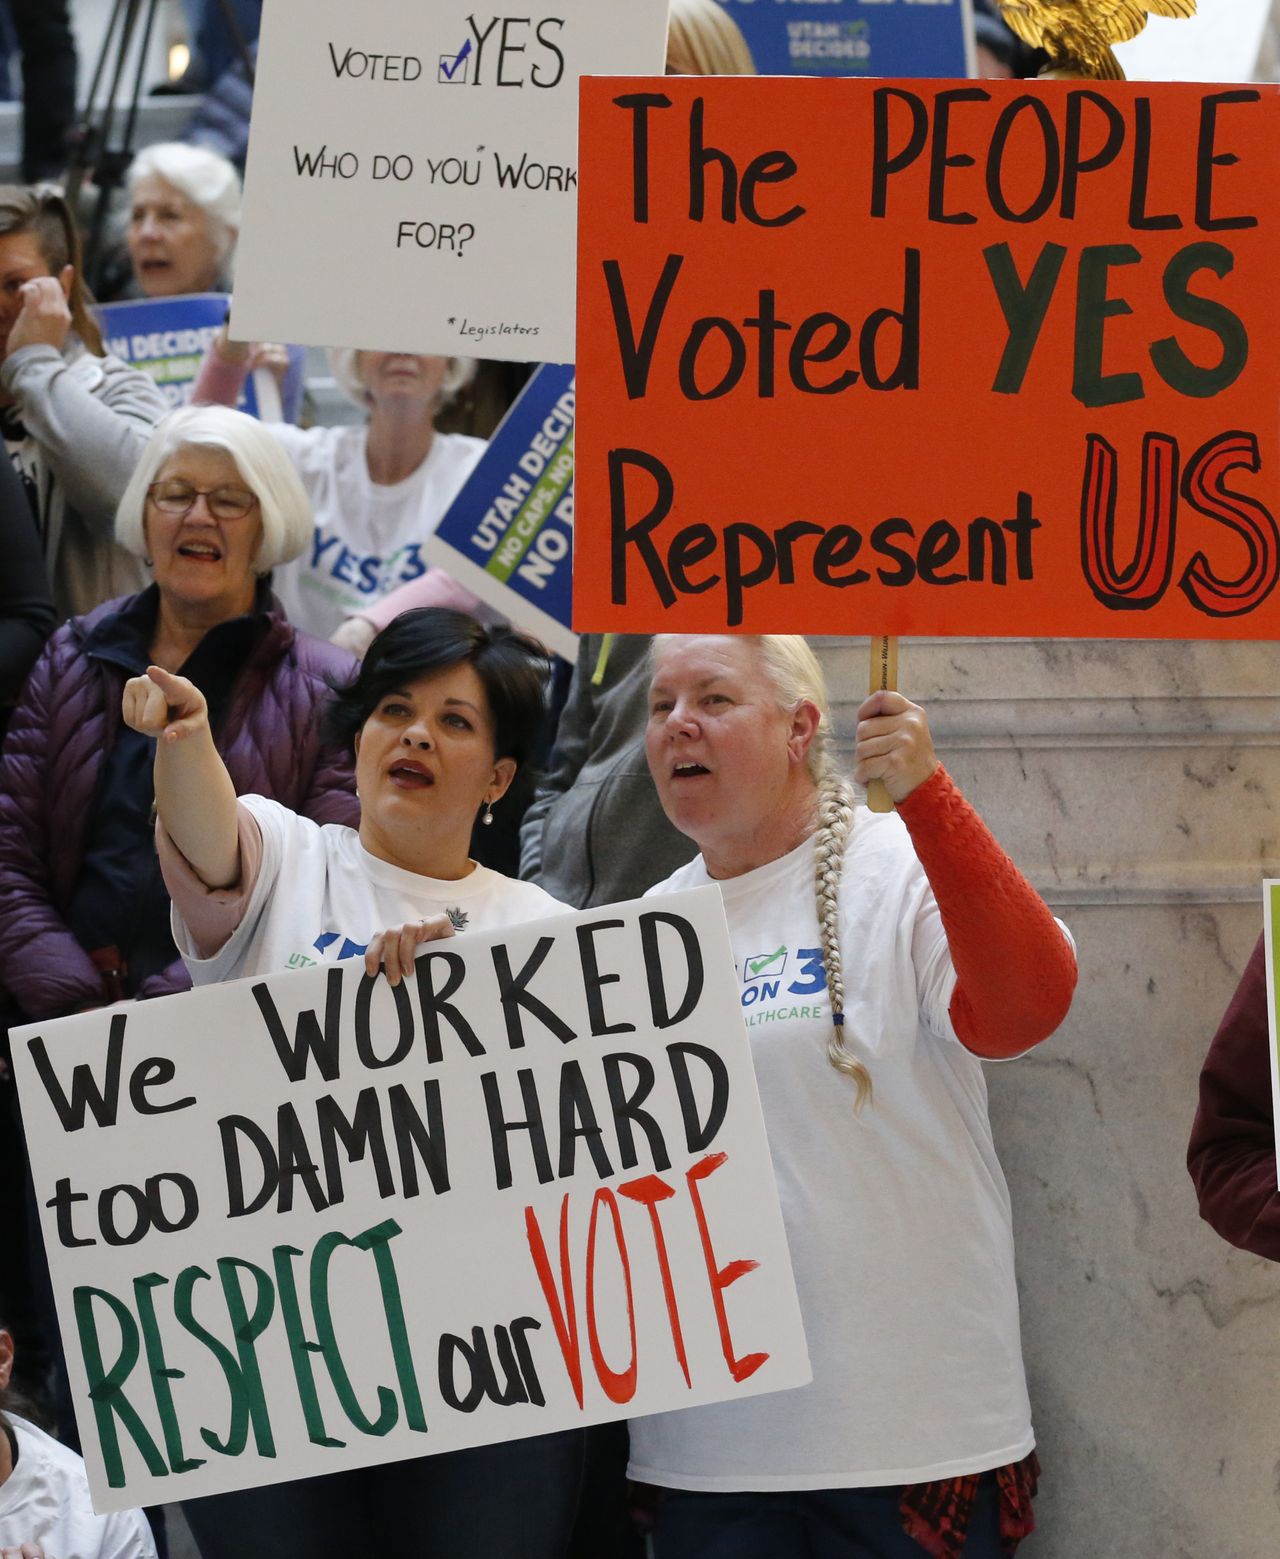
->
[[1187, 935, 1280, 1260], [896, 765, 1077, 1059]]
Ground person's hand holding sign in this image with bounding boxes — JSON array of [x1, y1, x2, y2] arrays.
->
[[364, 914, 456, 987], [854, 690, 938, 804], [6, 273, 73, 357]]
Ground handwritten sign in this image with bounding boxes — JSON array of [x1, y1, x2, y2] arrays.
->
[[230, 0, 669, 364], [574, 78, 1280, 638], [716, 0, 972, 78], [12, 889, 809, 1510], [426, 363, 576, 659]]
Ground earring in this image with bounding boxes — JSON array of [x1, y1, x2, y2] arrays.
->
[[482, 801, 495, 826]]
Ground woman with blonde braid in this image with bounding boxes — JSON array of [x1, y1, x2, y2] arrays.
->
[[636, 634, 1078, 1559]]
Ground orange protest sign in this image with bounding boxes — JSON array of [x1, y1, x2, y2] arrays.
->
[[574, 78, 1280, 639]]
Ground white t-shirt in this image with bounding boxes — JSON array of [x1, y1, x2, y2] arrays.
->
[[266, 424, 485, 639], [0, 1416, 156, 1559], [628, 813, 1040, 1491], [173, 795, 568, 984]]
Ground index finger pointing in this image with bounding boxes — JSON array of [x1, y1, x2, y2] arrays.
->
[[146, 663, 187, 694]]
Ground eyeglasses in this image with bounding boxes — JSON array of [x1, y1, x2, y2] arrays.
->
[[147, 481, 259, 521]]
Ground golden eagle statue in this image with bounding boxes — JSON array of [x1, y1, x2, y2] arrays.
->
[[998, 0, 1198, 79]]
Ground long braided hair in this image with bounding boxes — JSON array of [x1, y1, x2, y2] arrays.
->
[[754, 638, 872, 1108]]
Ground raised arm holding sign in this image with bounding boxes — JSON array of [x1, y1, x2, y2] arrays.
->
[[632, 632, 1075, 1551]]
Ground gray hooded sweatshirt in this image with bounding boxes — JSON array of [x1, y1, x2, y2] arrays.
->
[[2, 340, 168, 620]]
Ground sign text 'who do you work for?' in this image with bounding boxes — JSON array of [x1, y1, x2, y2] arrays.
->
[[231, 0, 670, 362], [574, 78, 1280, 639]]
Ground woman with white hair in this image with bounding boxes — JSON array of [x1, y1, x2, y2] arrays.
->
[[121, 143, 304, 423], [0, 403, 359, 1023], [125, 142, 240, 298], [634, 634, 1078, 1559], [194, 338, 488, 641]]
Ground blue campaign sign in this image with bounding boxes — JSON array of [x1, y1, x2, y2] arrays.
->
[[425, 363, 576, 660], [716, 0, 973, 78], [95, 294, 271, 418]]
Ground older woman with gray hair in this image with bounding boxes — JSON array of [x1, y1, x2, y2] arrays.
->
[[0, 402, 358, 1022], [119, 143, 305, 422], [193, 338, 486, 642], [634, 633, 1078, 1559], [125, 141, 240, 298]]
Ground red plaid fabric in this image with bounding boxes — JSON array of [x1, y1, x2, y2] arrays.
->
[[899, 1451, 1040, 1558]]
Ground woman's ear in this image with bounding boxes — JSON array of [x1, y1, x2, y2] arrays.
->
[[0, 1329, 14, 1391], [488, 756, 517, 803], [57, 264, 74, 302], [787, 699, 821, 766]]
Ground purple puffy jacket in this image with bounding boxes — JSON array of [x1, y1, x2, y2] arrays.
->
[[0, 590, 360, 1020]]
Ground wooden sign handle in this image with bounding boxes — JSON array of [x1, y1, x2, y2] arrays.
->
[[865, 635, 899, 814]]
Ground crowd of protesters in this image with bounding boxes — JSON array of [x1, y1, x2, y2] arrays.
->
[[0, 2, 1268, 1558]]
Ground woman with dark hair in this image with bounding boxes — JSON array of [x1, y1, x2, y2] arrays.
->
[[0, 1321, 156, 1558], [122, 606, 581, 1557], [0, 185, 168, 618]]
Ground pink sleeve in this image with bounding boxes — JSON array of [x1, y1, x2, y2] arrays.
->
[[355, 567, 488, 631], [191, 346, 250, 408], [156, 803, 264, 959]]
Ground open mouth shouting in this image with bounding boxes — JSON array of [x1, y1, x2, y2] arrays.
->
[[671, 759, 711, 779], [388, 758, 435, 790]]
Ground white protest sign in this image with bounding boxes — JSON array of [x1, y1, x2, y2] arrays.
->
[[13, 888, 809, 1511], [230, 0, 670, 364]]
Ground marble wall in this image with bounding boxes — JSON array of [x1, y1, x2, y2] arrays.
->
[[818, 636, 1280, 1559]]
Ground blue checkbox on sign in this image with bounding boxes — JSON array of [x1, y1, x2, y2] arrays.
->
[[439, 39, 472, 83]]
